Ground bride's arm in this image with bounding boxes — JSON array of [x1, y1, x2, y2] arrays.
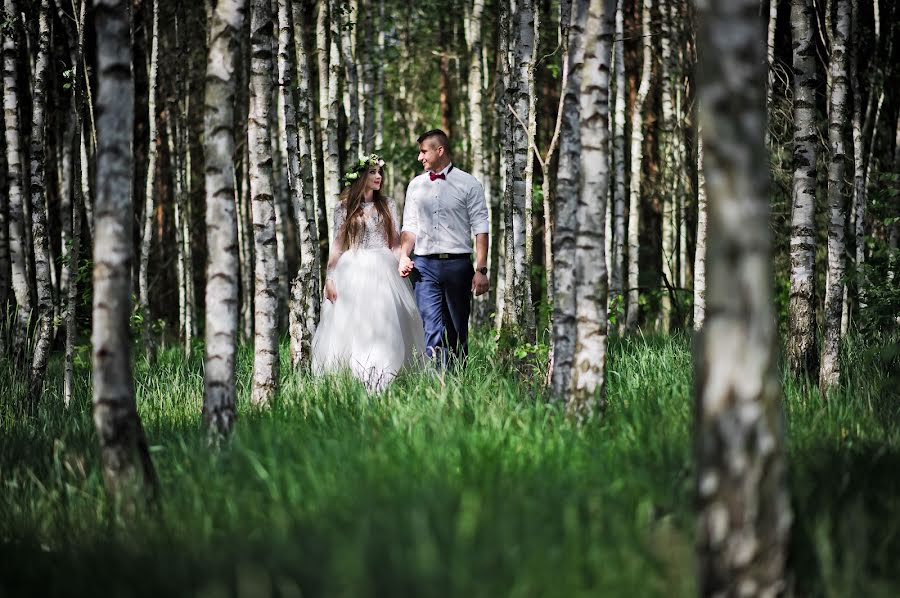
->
[[388, 198, 403, 259], [325, 204, 346, 301]]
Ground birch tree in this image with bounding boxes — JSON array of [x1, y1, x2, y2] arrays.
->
[[550, 0, 586, 397], [317, 0, 340, 237], [658, 0, 676, 330], [570, 0, 613, 420], [91, 0, 158, 501], [203, 0, 245, 435], [2, 0, 30, 359], [276, 0, 318, 367], [821, 0, 850, 394], [624, 0, 651, 333], [609, 0, 626, 324], [786, 0, 818, 379], [693, 132, 706, 329], [339, 2, 360, 160], [138, 0, 160, 360], [249, 0, 280, 406], [28, 0, 53, 404], [694, 0, 791, 592], [501, 0, 535, 341]]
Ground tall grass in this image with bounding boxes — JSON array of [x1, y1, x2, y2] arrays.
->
[[1, 331, 897, 597]]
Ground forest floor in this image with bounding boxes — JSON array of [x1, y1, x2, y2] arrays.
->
[[1, 331, 898, 597]]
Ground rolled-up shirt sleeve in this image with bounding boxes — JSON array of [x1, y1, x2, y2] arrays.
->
[[401, 181, 418, 236], [467, 181, 489, 235]]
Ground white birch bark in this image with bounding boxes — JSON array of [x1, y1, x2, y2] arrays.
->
[[658, 0, 675, 331], [786, 0, 819, 378], [550, 0, 585, 397], [2, 0, 30, 358], [502, 0, 535, 340], [465, 0, 485, 199], [276, 0, 318, 368], [249, 0, 280, 406], [849, 0, 867, 317], [28, 0, 53, 404], [766, 0, 779, 146], [292, 0, 321, 254], [693, 132, 707, 329], [358, 0, 375, 150], [203, 0, 245, 435], [64, 0, 87, 408], [138, 0, 159, 360], [609, 0, 626, 324], [820, 0, 850, 394], [0, 131, 7, 324], [570, 0, 613, 420], [317, 1, 340, 239], [91, 0, 158, 501], [374, 0, 385, 149], [694, 1, 791, 592], [624, 0, 651, 333], [339, 2, 360, 160]]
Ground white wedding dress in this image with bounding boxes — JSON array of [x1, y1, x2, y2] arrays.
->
[[311, 198, 425, 391]]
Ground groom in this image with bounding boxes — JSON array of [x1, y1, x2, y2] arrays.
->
[[398, 129, 490, 367]]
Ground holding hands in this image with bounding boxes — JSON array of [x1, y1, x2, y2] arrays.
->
[[398, 254, 415, 278]]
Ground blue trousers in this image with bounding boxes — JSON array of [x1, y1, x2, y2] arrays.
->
[[413, 256, 473, 367]]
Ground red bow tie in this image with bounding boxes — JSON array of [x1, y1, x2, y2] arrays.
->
[[429, 172, 446, 181]]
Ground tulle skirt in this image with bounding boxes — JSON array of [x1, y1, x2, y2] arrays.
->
[[311, 247, 426, 391]]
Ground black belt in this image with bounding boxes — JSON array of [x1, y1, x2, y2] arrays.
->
[[421, 253, 470, 260]]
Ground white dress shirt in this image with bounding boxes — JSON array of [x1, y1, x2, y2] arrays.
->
[[401, 163, 490, 255]]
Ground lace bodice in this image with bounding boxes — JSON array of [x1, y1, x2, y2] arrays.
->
[[332, 198, 399, 251]]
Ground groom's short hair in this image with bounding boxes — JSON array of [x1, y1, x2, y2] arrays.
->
[[417, 129, 451, 154]]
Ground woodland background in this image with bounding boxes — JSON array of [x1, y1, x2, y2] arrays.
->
[[1, 0, 899, 595]]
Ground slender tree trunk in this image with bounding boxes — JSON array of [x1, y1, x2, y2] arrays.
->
[[848, 0, 868, 319], [203, 0, 245, 435], [693, 132, 706, 330], [766, 0, 779, 146], [340, 2, 360, 159], [64, 0, 87, 409], [277, 0, 318, 368], [317, 1, 340, 238], [694, 1, 790, 593], [2, 0, 31, 359], [249, 0, 280, 406], [292, 0, 321, 287], [28, 0, 53, 406], [376, 0, 386, 146], [786, 0, 819, 379], [550, 0, 585, 397], [624, 0, 651, 333], [138, 0, 160, 361], [890, 114, 900, 283], [465, 0, 485, 208], [523, 1, 539, 336], [358, 0, 375, 150], [570, 0, 613, 420], [501, 0, 535, 342], [91, 0, 158, 503], [658, 0, 675, 331], [0, 125, 7, 330], [820, 0, 850, 394], [609, 0, 626, 327]]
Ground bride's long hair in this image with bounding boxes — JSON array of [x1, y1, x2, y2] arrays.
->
[[337, 165, 396, 251]]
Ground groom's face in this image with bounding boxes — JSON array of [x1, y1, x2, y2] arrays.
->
[[418, 140, 444, 172]]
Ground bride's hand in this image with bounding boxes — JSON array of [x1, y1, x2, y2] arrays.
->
[[398, 254, 414, 277], [324, 279, 338, 303]]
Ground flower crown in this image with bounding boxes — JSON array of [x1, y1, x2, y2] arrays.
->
[[341, 153, 385, 187]]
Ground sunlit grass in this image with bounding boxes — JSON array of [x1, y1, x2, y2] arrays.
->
[[1, 331, 897, 596]]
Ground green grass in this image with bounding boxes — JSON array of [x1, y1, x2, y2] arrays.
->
[[1, 331, 898, 597]]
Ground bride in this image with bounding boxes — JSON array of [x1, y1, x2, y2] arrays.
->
[[311, 154, 426, 391]]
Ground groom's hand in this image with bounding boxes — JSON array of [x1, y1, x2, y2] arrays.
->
[[398, 255, 414, 277], [472, 271, 490, 296]]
